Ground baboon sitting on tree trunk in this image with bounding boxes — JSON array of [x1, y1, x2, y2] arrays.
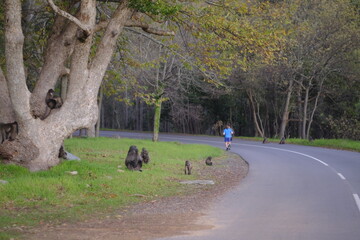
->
[[0, 122, 18, 143], [125, 145, 143, 171]]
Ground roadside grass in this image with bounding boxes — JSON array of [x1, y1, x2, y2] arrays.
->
[[240, 136, 360, 152], [0, 137, 223, 239]]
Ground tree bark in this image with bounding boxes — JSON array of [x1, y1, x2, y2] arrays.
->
[[0, 69, 16, 124]]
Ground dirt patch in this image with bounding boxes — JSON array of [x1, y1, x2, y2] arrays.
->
[[25, 153, 249, 240]]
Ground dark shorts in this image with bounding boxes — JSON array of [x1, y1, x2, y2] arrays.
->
[[224, 137, 231, 142]]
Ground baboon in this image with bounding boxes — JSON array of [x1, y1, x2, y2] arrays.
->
[[184, 160, 192, 175], [0, 122, 18, 143], [125, 145, 143, 171], [205, 156, 213, 166], [41, 89, 63, 120], [58, 145, 67, 159], [76, 29, 90, 43], [263, 137, 269, 144], [279, 137, 286, 144], [309, 136, 314, 142], [141, 148, 150, 164]]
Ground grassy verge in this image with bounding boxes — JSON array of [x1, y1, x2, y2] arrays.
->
[[0, 137, 223, 239], [240, 136, 360, 152]]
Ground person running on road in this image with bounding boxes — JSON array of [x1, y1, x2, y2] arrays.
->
[[223, 125, 234, 150]]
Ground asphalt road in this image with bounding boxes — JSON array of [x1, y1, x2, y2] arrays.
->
[[101, 131, 360, 240]]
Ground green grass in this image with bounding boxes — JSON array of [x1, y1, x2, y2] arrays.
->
[[0, 137, 223, 239], [240, 136, 360, 152]]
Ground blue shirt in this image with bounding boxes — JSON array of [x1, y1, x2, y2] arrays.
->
[[223, 128, 233, 138]]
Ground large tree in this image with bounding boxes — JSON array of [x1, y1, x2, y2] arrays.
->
[[0, 0, 177, 171]]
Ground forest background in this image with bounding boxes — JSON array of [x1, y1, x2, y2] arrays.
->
[[84, 0, 359, 140], [0, 0, 359, 171]]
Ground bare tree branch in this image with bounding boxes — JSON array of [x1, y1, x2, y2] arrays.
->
[[125, 19, 175, 36], [47, 0, 92, 34]]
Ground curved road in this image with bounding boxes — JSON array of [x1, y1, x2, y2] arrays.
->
[[101, 131, 360, 240]]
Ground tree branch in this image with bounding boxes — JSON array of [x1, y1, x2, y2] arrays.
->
[[47, 0, 92, 35], [125, 19, 175, 36], [125, 28, 217, 81], [4, 0, 32, 122], [0, 68, 16, 123]]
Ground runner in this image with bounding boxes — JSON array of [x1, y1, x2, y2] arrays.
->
[[223, 124, 234, 151]]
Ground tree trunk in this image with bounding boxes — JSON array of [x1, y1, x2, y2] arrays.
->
[[302, 78, 313, 139], [306, 78, 324, 139], [86, 126, 96, 138], [279, 78, 294, 139], [247, 89, 265, 138], [0, 69, 16, 124], [297, 87, 303, 138], [96, 85, 103, 137], [1, 1, 134, 171], [152, 100, 162, 142]]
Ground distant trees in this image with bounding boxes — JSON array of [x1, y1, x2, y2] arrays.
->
[[98, 0, 359, 140]]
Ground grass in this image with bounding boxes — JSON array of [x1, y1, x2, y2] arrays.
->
[[240, 136, 360, 152], [0, 137, 223, 239]]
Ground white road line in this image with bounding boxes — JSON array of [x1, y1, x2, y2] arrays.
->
[[238, 143, 330, 166], [337, 173, 346, 180], [353, 194, 360, 213], [161, 136, 331, 167]]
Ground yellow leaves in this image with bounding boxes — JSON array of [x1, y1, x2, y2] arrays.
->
[[188, 0, 292, 73], [135, 91, 169, 106]]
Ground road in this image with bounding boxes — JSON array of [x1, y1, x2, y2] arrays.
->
[[101, 131, 360, 240]]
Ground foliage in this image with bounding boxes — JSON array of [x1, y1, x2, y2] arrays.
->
[[129, 0, 181, 18], [184, 0, 289, 76]]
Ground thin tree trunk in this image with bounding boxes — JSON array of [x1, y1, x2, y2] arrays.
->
[[96, 85, 103, 137], [296, 85, 302, 138], [152, 100, 161, 142], [279, 78, 294, 139], [306, 78, 324, 139], [247, 89, 264, 137], [302, 78, 313, 139]]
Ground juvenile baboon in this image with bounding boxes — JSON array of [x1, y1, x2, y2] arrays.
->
[[58, 145, 67, 159], [76, 29, 90, 43], [141, 148, 150, 164], [41, 89, 63, 119], [263, 137, 269, 144], [125, 145, 143, 171], [184, 160, 192, 175], [279, 137, 286, 144], [205, 156, 213, 166], [0, 122, 18, 143]]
